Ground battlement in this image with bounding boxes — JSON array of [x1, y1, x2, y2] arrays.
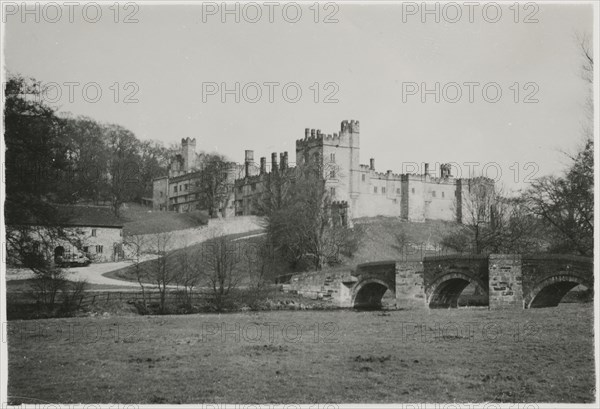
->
[[340, 119, 360, 134], [181, 137, 196, 145], [372, 170, 403, 180], [296, 119, 360, 149], [332, 200, 349, 208]]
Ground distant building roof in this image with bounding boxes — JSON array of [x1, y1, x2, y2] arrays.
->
[[57, 205, 124, 228]]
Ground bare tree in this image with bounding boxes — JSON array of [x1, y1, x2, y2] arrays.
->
[[244, 237, 276, 289], [176, 241, 202, 307], [201, 234, 242, 311], [124, 234, 150, 308], [265, 162, 355, 270], [146, 231, 176, 313], [524, 35, 594, 256], [525, 144, 593, 256], [444, 179, 541, 254]]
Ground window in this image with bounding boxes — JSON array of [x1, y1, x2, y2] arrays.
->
[[396, 188, 400, 194], [362, 174, 366, 182], [91, 229, 97, 237], [411, 188, 415, 194], [374, 187, 378, 193], [330, 153, 335, 162], [393, 199, 397, 204], [96, 245, 104, 254], [83, 246, 89, 253], [442, 191, 445, 198], [432, 191, 436, 198], [184, 184, 188, 191], [382, 187, 386, 194], [160, 191, 164, 197], [251, 184, 256, 192], [330, 187, 336, 196], [119, 230, 123, 237], [174, 185, 178, 193], [330, 170, 336, 179]]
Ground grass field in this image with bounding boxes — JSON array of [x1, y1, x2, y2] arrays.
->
[[7, 303, 595, 404]]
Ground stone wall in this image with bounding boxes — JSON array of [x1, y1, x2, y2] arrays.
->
[[288, 270, 354, 306]]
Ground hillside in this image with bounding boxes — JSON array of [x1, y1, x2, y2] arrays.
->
[[348, 217, 460, 266], [107, 216, 461, 286]]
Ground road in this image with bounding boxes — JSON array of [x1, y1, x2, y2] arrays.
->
[[6, 225, 265, 288]]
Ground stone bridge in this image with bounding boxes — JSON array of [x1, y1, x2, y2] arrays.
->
[[287, 254, 593, 309]]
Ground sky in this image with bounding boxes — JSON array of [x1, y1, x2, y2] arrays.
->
[[2, 1, 596, 191]]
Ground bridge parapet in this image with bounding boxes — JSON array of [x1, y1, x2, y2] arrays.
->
[[287, 253, 592, 310]]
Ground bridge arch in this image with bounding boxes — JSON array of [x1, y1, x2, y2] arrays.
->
[[351, 278, 393, 309], [527, 274, 592, 308], [427, 272, 487, 309]]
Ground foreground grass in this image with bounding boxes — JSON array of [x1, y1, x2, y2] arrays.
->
[[7, 303, 595, 404]]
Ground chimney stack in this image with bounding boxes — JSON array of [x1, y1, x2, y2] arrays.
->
[[305, 128, 310, 139], [283, 151, 288, 169], [244, 150, 254, 178], [260, 157, 266, 175], [369, 158, 375, 171], [271, 152, 278, 172], [424, 163, 430, 176]]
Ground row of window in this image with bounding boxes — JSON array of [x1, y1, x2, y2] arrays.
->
[[82, 245, 104, 254], [371, 186, 447, 198], [173, 181, 201, 193], [373, 187, 401, 195], [171, 193, 201, 204], [90, 229, 122, 237]]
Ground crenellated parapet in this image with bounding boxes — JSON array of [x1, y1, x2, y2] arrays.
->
[[340, 119, 360, 134], [372, 170, 403, 180], [181, 137, 196, 145], [332, 200, 349, 208], [296, 119, 360, 150]]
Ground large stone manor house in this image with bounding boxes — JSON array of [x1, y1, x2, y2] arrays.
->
[[153, 120, 489, 223]]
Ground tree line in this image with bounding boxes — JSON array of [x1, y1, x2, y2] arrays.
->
[[5, 74, 177, 220]]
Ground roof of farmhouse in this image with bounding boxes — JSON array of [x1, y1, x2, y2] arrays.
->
[[57, 205, 124, 228]]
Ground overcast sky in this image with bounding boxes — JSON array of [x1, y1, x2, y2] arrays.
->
[[3, 1, 595, 191]]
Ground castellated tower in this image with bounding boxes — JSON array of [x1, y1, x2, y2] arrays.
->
[[295, 120, 360, 218], [181, 137, 196, 172]]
